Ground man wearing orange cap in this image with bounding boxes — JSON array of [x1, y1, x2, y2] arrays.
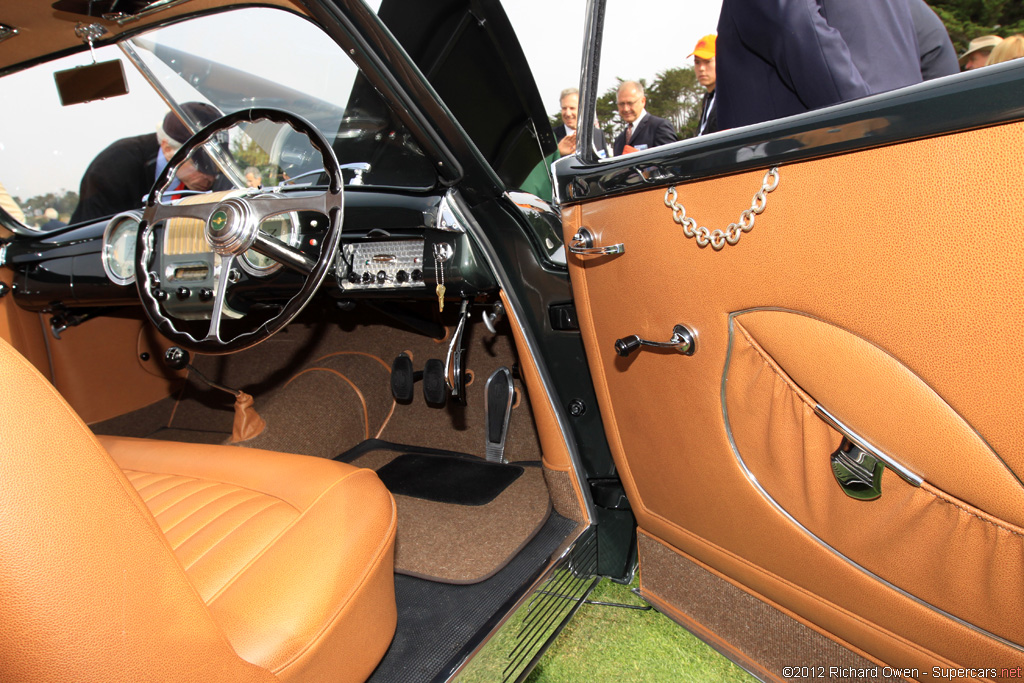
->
[[690, 34, 718, 135]]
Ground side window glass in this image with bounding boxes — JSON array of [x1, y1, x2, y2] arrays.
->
[[593, 1, 723, 154], [0, 7, 436, 230], [576, 0, 1013, 161]]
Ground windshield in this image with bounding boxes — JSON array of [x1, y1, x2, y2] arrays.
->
[[0, 7, 436, 230]]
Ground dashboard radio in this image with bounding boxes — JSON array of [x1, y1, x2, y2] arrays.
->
[[338, 239, 426, 291]]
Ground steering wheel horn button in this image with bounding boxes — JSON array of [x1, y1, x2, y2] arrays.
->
[[206, 198, 258, 256]]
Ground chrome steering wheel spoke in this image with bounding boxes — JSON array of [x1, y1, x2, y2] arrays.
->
[[203, 253, 236, 344], [251, 230, 316, 275]]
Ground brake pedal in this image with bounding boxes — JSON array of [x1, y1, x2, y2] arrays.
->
[[422, 358, 448, 407], [484, 366, 515, 463]]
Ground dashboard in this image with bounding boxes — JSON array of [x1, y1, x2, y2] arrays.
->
[[6, 189, 498, 313]]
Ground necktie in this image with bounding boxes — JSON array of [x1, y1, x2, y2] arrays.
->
[[625, 123, 633, 145]]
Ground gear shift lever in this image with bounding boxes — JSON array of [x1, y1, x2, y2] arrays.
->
[[164, 346, 266, 442]]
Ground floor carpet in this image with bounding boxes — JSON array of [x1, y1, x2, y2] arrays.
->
[[345, 442, 551, 584]]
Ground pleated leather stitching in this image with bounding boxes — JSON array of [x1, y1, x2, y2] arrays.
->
[[156, 484, 249, 537], [205, 468, 364, 606], [181, 496, 287, 568], [126, 471, 195, 500], [147, 480, 225, 517]]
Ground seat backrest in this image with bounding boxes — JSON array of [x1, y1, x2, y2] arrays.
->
[[0, 337, 276, 682]]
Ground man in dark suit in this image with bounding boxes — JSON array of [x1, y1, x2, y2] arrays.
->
[[612, 81, 677, 156], [553, 88, 611, 159], [716, 0, 926, 130], [71, 102, 222, 224]]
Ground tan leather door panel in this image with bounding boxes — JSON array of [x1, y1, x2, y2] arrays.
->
[[564, 121, 1024, 674]]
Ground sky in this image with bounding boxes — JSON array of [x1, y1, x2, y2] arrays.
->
[[0, 0, 723, 201], [503, 0, 723, 111]]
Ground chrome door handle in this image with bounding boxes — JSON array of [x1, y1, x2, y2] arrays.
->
[[569, 227, 625, 256], [615, 324, 695, 357]]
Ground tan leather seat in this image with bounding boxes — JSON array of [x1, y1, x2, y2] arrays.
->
[[0, 337, 397, 682]]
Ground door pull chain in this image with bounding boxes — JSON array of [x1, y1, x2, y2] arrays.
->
[[663, 167, 779, 250]]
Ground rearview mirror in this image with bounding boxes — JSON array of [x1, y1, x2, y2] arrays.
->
[[53, 59, 129, 106]]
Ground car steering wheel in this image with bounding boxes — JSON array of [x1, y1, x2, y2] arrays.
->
[[136, 108, 343, 354]]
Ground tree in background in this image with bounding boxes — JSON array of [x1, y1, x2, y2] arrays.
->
[[14, 190, 79, 226], [230, 133, 275, 183], [645, 68, 704, 140], [929, 0, 1024, 53]]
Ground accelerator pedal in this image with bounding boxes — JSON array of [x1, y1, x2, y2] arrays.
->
[[484, 366, 515, 463]]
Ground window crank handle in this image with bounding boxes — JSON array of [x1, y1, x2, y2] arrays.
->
[[614, 324, 696, 357]]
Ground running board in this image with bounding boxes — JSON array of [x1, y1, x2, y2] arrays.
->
[[444, 528, 598, 683]]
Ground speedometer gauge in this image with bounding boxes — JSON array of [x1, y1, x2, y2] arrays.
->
[[240, 212, 300, 276], [101, 211, 142, 286]]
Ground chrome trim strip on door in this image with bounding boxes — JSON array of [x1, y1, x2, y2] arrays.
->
[[0, 23, 19, 44], [720, 310, 1024, 653], [813, 405, 923, 487]]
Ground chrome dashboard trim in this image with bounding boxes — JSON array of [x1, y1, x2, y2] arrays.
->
[[101, 211, 144, 286], [436, 191, 466, 233]]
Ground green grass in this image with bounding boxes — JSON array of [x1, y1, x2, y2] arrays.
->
[[525, 577, 756, 683]]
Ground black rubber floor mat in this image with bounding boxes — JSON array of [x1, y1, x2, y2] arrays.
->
[[376, 452, 523, 506]]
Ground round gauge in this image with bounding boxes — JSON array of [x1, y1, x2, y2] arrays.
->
[[240, 212, 301, 276], [101, 211, 142, 286]]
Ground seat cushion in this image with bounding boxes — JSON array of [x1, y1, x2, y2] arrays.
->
[[0, 339, 277, 683], [99, 435, 397, 683]]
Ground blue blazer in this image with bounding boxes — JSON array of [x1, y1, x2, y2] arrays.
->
[[716, 0, 925, 130]]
